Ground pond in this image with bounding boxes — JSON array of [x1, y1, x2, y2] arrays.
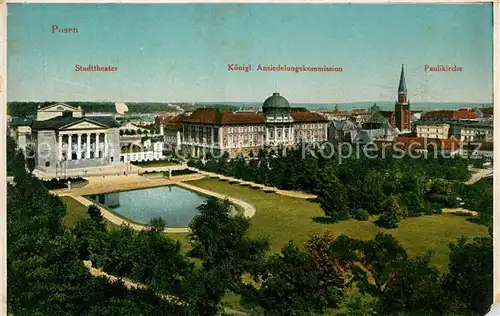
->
[[87, 185, 207, 227]]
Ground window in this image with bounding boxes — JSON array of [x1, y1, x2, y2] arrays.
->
[[45, 161, 50, 167]]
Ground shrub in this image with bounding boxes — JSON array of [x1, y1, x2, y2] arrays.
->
[[171, 169, 197, 176], [41, 177, 87, 190], [375, 211, 399, 229], [352, 208, 370, 221]]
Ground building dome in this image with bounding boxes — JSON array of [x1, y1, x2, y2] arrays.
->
[[263, 92, 290, 112]]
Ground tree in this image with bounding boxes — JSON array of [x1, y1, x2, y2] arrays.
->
[[247, 242, 332, 315], [25, 146, 36, 173], [72, 205, 107, 260], [87, 204, 106, 231], [353, 233, 408, 296], [380, 251, 445, 315], [181, 266, 229, 316], [90, 223, 192, 294], [375, 210, 399, 228], [148, 217, 166, 232], [187, 197, 269, 313], [442, 236, 493, 315], [7, 149, 189, 315], [304, 232, 353, 306], [318, 178, 351, 221], [6, 135, 18, 176]]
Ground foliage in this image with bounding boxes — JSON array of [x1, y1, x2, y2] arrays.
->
[[380, 251, 446, 315], [350, 233, 408, 296], [8, 101, 238, 117], [442, 236, 493, 316], [332, 286, 377, 316], [90, 223, 193, 294], [25, 146, 36, 173], [7, 162, 186, 315], [186, 197, 269, 315], [245, 242, 338, 315], [72, 205, 107, 259], [375, 211, 399, 228], [304, 232, 353, 302], [42, 177, 88, 190], [7, 135, 18, 176], [193, 145, 473, 225], [351, 208, 369, 221]]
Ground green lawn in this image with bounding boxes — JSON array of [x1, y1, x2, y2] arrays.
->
[[61, 180, 487, 314], [61, 196, 118, 230], [180, 178, 489, 272], [61, 196, 90, 228]]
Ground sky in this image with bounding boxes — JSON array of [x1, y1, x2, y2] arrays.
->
[[7, 3, 494, 103]]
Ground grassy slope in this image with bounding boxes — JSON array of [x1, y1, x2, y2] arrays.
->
[[180, 178, 488, 272], [61, 196, 118, 230], [62, 180, 488, 314]]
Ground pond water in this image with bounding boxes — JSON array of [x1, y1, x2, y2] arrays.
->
[[87, 185, 207, 227]]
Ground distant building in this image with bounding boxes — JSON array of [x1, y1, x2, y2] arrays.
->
[[157, 92, 329, 158], [415, 122, 451, 139], [395, 136, 464, 152], [156, 114, 183, 152], [394, 64, 411, 133], [328, 119, 360, 142], [9, 103, 121, 171], [418, 108, 493, 142], [421, 108, 481, 121], [451, 121, 493, 142]]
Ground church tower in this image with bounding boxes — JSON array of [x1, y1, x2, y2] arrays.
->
[[395, 64, 410, 132]]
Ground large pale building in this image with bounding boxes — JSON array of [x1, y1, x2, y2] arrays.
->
[[9, 103, 121, 171], [415, 122, 451, 139], [157, 92, 329, 157]]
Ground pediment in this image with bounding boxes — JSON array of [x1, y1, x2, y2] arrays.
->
[[61, 119, 107, 130], [39, 103, 79, 112]]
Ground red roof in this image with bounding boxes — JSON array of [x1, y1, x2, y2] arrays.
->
[[422, 109, 480, 120], [291, 112, 328, 123], [179, 108, 328, 125], [221, 112, 265, 124], [157, 114, 182, 130]]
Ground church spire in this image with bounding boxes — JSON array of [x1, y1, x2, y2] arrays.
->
[[398, 64, 407, 93]]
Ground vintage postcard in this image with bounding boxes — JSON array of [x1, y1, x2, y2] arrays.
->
[[3, 2, 496, 316]]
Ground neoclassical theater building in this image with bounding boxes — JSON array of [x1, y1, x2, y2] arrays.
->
[[157, 92, 329, 157], [9, 103, 121, 170]]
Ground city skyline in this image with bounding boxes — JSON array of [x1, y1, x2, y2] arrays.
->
[[7, 3, 493, 103]]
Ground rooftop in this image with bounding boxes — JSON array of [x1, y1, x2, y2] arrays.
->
[[421, 109, 480, 121], [31, 116, 120, 130]]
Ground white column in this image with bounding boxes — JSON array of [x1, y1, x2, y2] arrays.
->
[[274, 126, 277, 142], [86, 133, 91, 159], [58, 134, 63, 161], [282, 126, 285, 142], [104, 133, 108, 157], [67, 134, 72, 160], [77, 133, 82, 159], [265, 128, 269, 143], [95, 133, 100, 158]]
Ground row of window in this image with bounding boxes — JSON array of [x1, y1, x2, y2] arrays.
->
[[226, 124, 325, 134], [228, 126, 265, 133]]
